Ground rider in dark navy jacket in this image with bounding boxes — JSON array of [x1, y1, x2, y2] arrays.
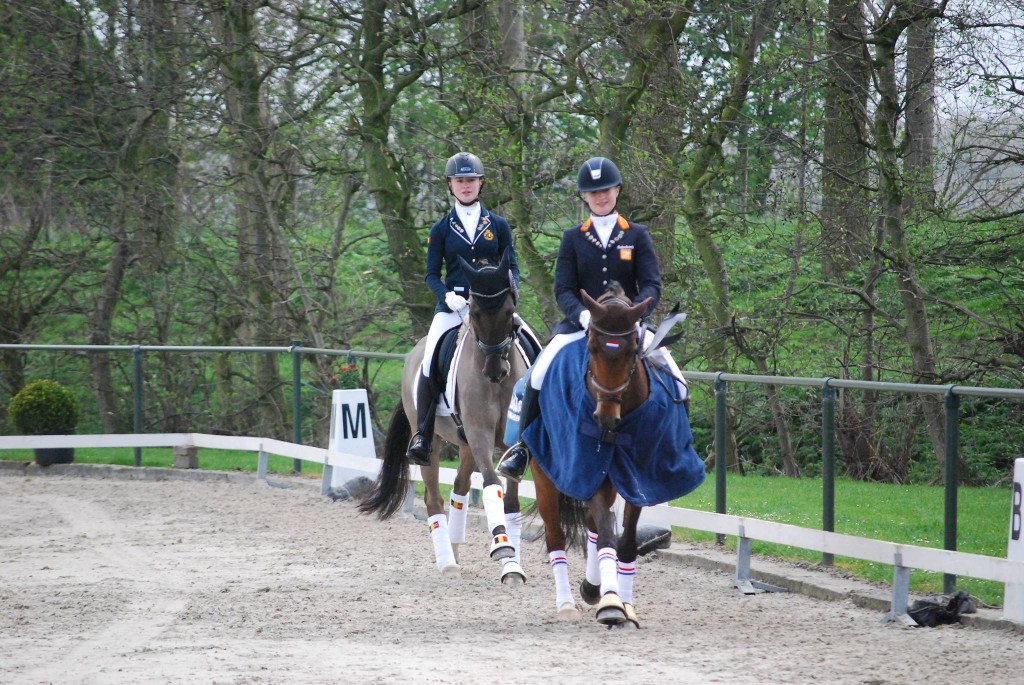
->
[[551, 205, 661, 337], [407, 152, 522, 465], [498, 156, 670, 481]]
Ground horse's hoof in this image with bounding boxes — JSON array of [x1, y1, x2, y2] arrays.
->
[[579, 579, 601, 606], [500, 561, 526, 586], [622, 603, 640, 629], [489, 534, 515, 560], [452, 544, 461, 564], [439, 562, 461, 578], [557, 602, 582, 621], [595, 592, 626, 625]]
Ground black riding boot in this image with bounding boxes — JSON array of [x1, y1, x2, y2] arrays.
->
[[406, 372, 438, 466], [497, 382, 541, 482]]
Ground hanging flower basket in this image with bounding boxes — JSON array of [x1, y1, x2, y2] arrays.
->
[[332, 362, 361, 389]]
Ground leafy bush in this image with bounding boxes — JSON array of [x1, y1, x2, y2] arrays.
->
[[8, 380, 80, 435]]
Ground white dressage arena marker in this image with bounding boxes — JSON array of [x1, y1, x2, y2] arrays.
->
[[328, 389, 377, 488], [1005, 458, 1024, 624]]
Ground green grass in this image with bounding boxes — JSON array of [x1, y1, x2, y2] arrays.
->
[[0, 447, 322, 477], [4, 448, 1010, 606], [670, 473, 1009, 607]]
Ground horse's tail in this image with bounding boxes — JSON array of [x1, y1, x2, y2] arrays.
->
[[557, 493, 589, 550], [522, 492, 590, 551], [357, 402, 411, 520]]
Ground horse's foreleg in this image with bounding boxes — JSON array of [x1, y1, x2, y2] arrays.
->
[[463, 431, 514, 560], [422, 462, 460, 577], [613, 502, 643, 629], [499, 479, 526, 585], [588, 483, 627, 625], [447, 449, 477, 551], [532, 462, 579, 619]]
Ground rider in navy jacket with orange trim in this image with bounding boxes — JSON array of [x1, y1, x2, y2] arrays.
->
[[498, 156, 674, 482], [551, 209, 661, 337]]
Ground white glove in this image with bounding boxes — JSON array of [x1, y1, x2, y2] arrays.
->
[[445, 292, 468, 313], [578, 310, 591, 331]]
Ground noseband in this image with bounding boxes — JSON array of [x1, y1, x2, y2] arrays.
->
[[587, 298, 642, 403]]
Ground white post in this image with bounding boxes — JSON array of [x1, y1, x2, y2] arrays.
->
[[327, 389, 377, 488], [1004, 458, 1024, 625]]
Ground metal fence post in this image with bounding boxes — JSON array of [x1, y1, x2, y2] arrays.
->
[[822, 380, 836, 566], [944, 387, 960, 593], [714, 373, 728, 545], [132, 345, 143, 467], [291, 341, 302, 473]]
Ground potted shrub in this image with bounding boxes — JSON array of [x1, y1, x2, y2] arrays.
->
[[8, 379, 80, 466]]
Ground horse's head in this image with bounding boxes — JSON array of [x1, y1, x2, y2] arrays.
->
[[459, 250, 518, 383], [582, 283, 650, 431]]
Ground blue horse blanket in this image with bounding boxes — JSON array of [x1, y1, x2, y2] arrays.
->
[[522, 338, 705, 507]]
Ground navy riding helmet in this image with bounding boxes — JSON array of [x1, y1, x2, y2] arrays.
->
[[577, 157, 622, 193], [444, 152, 485, 179]]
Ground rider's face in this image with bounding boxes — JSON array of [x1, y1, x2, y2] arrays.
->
[[582, 186, 620, 217], [449, 177, 483, 205]]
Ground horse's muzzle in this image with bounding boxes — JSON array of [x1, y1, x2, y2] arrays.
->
[[594, 412, 620, 432], [484, 357, 511, 383]]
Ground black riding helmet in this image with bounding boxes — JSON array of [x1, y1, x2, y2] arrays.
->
[[577, 157, 622, 193], [444, 152, 485, 179]]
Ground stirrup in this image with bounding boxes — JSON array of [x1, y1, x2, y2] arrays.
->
[[497, 443, 529, 483], [406, 433, 431, 466]]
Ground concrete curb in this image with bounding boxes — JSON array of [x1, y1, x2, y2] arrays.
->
[[3, 460, 1019, 633], [654, 543, 1021, 633]]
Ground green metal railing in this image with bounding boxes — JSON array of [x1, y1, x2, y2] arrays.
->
[[4, 343, 1024, 593], [686, 370, 1024, 593]]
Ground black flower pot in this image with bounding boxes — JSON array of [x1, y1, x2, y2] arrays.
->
[[34, 447, 75, 466]]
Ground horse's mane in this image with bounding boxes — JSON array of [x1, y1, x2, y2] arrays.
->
[[590, 281, 637, 334], [466, 258, 517, 310]]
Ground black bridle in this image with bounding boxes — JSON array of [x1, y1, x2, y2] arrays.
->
[[468, 285, 515, 373]]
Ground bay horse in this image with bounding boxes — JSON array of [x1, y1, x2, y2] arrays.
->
[[523, 283, 704, 627], [358, 251, 530, 584]]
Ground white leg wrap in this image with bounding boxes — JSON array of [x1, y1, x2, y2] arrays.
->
[[448, 492, 469, 545], [549, 550, 574, 610], [503, 512, 523, 565], [617, 559, 636, 605], [482, 484, 506, 535], [586, 530, 600, 585], [598, 547, 619, 597], [428, 514, 457, 572]]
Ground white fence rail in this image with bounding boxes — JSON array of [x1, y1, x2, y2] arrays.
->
[[1, 432, 1021, 626]]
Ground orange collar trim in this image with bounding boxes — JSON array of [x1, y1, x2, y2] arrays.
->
[[580, 216, 630, 232]]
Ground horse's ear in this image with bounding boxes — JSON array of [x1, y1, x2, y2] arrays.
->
[[458, 255, 479, 282], [497, 249, 519, 302], [580, 289, 602, 313], [628, 297, 652, 322]]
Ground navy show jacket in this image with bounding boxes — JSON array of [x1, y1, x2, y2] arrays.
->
[[553, 215, 661, 333], [425, 207, 520, 314]]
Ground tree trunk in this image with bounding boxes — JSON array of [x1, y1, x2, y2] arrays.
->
[[213, 0, 290, 438], [872, 16, 947, 472], [358, 0, 436, 336], [903, 3, 937, 217], [681, 0, 787, 473], [821, 0, 871, 278]]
